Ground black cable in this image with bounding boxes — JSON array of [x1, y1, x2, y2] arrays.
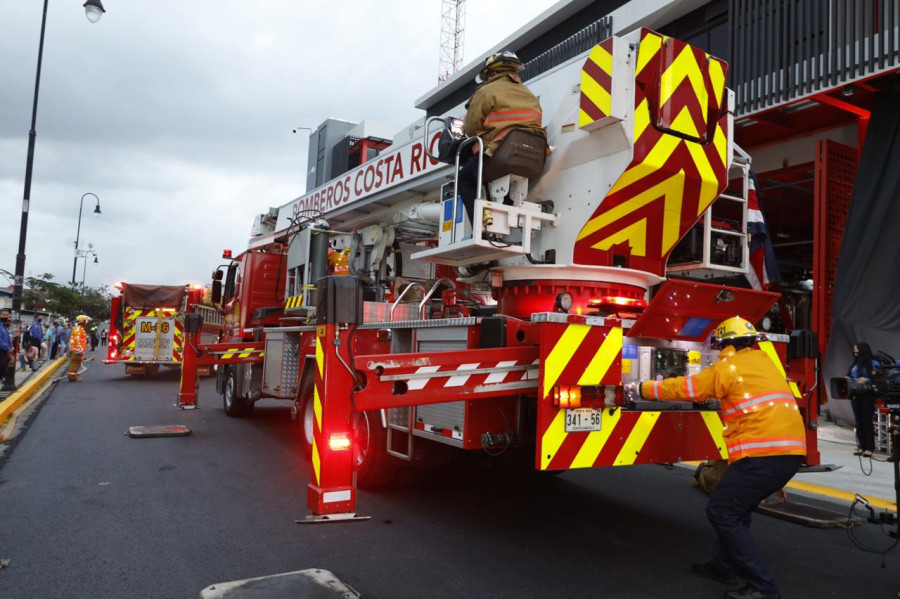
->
[[846, 498, 899, 565]]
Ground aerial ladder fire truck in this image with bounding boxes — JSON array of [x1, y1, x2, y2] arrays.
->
[[178, 25, 820, 520]]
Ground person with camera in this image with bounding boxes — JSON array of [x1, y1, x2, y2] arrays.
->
[[625, 316, 806, 599], [849, 342, 878, 457]]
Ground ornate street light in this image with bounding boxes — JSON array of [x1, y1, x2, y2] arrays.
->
[[81, 246, 99, 294], [83, 1, 106, 23], [73, 193, 102, 286]]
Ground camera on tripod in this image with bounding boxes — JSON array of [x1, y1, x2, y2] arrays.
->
[[830, 350, 900, 410]]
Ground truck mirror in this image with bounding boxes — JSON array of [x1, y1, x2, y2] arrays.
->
[[212, 269, 224, 281], [211, 280, 222, 304]]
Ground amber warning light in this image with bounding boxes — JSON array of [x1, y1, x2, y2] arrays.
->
[[328, 433, 352, 451]]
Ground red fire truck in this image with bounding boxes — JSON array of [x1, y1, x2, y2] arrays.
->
[[179, 26, 820, 520], [106, 282, 212, 376]]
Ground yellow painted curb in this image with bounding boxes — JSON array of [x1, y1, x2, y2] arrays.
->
[[683, 460, 897, 512], [0, 357, 68, 427], [785, 480, 897, 512]]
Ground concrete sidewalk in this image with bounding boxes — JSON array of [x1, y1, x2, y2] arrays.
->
[[789, 419, 898, 510], [1, 358, 58, 398], [0, 357, 68, 437]]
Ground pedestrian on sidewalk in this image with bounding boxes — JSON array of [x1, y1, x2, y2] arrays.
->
[[59, 322, 71, 357], [40, 322, 49, 360], [49, 321, 60, 359], [0, 309, 12, 386], [67, 316, 89, 382], [18, 343, 39, 372], [849, 341, 878, 458], [627, 316, 806, 599], [29, 315, 43, 353]]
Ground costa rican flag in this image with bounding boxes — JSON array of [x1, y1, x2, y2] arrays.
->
[[746, 172, 781, 290]]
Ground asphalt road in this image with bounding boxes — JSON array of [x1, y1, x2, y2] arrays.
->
[[0, 360, 897, 598]]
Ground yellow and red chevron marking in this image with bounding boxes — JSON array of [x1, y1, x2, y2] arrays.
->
[[539, 409, 727, 470], [535, 320, 726, 470], [120, 307, 139, 356], [579, 37, 614, 128], [657, 36, 727, 141], [541, 324, 623, 400], [311, 327, 325, 486], [173, 319, 184, 362], [574, 29, 730, 277]]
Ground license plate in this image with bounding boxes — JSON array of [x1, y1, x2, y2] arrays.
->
[[565, 407, 602, 432]]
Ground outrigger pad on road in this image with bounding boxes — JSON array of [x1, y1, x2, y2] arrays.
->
[[757, 500, 859, 528], [199, 568, 360, 599], [127, 425, 191, 438], [798, 463, 843, 473]]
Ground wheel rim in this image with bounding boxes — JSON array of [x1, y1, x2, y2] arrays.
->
[[302, 399, 315, 451], [224, 374, 234, 409], [353, 412, 372, 468]]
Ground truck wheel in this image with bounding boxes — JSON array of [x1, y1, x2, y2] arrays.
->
[[223, 369, 253, 417], [354, 410, 397, 488], [297, 395, 316, 458]]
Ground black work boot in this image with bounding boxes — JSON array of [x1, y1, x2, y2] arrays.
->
[[690, 561, 743, 587], [724, 584, 781, 599]]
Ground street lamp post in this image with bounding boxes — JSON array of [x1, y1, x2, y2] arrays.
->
[[6, 1, 106, 392], [72, 193, 101, 286], [80, 247, 98, 294]]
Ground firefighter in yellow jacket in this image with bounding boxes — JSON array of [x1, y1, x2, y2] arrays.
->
[[67, 315, 89, 382], [629, 316, 805, 599], [458, 50, 545, 221]]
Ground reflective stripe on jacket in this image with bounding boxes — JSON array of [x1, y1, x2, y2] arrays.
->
[[463, 72, 545, 156], [69, 325, 87, 354], [640, 346, 806, 462]]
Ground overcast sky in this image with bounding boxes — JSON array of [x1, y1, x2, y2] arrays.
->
[[1, 0, 551, 295]]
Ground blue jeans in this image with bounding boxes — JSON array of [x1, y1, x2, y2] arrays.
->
[[706, 455, 803, 595]]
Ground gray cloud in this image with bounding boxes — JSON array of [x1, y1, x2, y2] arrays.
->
[[1, 0, 549, 296]]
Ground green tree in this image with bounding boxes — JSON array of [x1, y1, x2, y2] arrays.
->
[[23, 273, 111, 322]]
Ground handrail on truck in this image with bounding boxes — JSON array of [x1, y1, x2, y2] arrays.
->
[[389, 281, 426, 323], [418, 277, 457, 320], [422, 116, 484, 244]]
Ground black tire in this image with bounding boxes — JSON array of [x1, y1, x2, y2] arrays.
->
[[354, 410, 397, 488], [223, 368, 253, 417]]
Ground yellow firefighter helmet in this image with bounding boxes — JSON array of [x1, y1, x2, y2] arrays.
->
[[710, 316, 758, 349]]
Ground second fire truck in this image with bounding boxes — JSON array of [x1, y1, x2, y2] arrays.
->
[[106, 282, 218, 376]]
